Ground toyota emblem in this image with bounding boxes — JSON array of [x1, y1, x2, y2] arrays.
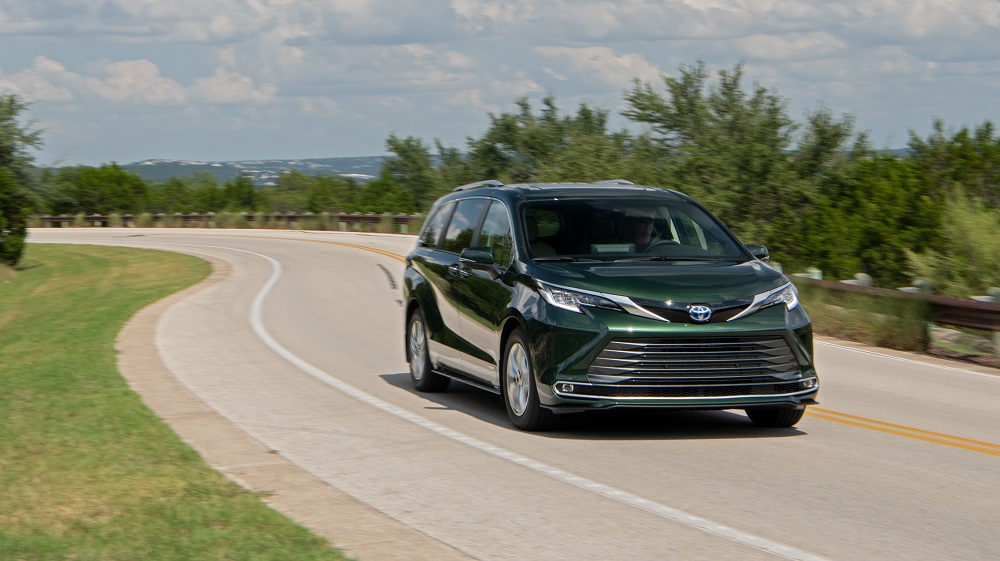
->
[[689, 305, 712, 323]]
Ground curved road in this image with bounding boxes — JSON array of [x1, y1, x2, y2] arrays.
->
[[30, 229, 1000, 561]]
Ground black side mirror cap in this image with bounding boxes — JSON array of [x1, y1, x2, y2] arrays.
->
[[745, 244, 769, 262], [460, 246, 496, 266]]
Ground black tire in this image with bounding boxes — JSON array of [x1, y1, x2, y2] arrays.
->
[[502, 329, 555, 431], [745, 406, 805, 428], [407, 309, 449, 392]]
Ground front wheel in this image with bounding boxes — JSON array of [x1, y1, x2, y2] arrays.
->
[[745, 406, 805, 428], [502, 329, 554, 431], [408, 309, 449, 392]]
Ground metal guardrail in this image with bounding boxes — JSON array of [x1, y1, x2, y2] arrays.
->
[[792, 276, 1000, 332], [37, 213, 425, 231]]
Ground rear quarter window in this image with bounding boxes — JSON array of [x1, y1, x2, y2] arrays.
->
[[419, 201, 455, 248]]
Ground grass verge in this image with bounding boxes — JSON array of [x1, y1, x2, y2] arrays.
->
[[793, 279, 929, 351], [0, 244, 350, 561]]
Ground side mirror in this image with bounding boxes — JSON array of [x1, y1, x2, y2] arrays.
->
[[745, 244, 769, 262], [460, 246, 495, 267]]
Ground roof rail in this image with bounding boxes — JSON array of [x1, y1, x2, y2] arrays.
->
[[453, 179, 505, 192], [591, 179, 635, 186]]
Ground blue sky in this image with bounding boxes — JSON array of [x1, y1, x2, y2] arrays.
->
[[2, 0, 999, 166]]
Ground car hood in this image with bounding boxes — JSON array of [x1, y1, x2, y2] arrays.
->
[[530, 260, 787, 303]]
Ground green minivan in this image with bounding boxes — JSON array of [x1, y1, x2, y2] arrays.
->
[[403, 180, 818, 430]]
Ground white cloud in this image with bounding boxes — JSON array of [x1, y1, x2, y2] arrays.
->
[[84, 59, 188, 103], [0, 57, 75, 102], [1, 55, 275, 106], [191, 67, 277, 103], [534, 46, 662, 86], [733, 32, 847, 61]]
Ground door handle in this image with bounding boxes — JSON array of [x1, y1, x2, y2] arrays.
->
[[448, 265, 460, 276], [459, 269, 471, 279]]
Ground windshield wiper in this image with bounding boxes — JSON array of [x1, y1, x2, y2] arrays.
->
[[533, 256, 602, 262], [614, 256, 726, 262]]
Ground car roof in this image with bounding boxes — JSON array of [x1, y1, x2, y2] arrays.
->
[[448, 180, 691, 203]]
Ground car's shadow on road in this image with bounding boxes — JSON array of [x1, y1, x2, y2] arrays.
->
[[379, 373, 805, 440]]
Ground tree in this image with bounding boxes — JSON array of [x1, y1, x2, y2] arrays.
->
[[384, 135, 440, 212], [908, 187, 1000, 296], [459, 96, 629, 184], [623, 61, 802, 240], [909, 119, 1000, 208], [222, 174, 259, 211], [75, 164, 149, 214], [0, 94, 42, 267], [358, 171, 416, 214]]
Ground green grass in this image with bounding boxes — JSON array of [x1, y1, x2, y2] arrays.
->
[[0, 245, 350, 561]]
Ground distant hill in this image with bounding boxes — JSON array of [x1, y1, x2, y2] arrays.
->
[[121, 156, 385, 187]]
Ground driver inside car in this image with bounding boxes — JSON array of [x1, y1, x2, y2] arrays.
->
[[625, 208, 657, 252]]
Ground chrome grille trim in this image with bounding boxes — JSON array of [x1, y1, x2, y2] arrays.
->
[[580, 336, 810, 399], [588, 336, 799, 379]]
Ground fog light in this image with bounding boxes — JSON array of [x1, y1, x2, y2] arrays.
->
[[558, 383, 575, 393], [803, 378, 817, 389]]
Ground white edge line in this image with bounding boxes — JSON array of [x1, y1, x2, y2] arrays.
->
[[817, 341, 999, 379], [64, 238, 832, 561]]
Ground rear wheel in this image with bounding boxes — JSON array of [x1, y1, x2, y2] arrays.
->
[[408, 309, 449, 392], [745, 406, 805, 428], [502, 329, 554, 431]]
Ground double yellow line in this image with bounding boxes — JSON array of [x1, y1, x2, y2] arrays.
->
[[807, 407, 1000, 457], [311, 239, 407, 264]]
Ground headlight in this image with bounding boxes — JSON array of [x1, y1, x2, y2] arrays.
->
[[758, 282, 799, 311], [537, 281, 624, 314], [727, 282, 799, 321]]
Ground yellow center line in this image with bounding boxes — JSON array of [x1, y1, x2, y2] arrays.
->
[[806, 409, 1000, 457]]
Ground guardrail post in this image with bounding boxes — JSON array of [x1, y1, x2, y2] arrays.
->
[[794, 268, 822, 280]]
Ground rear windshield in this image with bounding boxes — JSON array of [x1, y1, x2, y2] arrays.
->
[[522, 197, 748, 261]]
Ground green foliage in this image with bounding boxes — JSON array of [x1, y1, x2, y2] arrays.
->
[[222, 175, 260, 211], [0, 168, 29, 266], [623, 61, 803, 239], [464, 96, 627, 184], [909, 119, 1000, 207], [384, 135, 441, 212], [907, 188, 1000, 297], [258, 170, 368, 214], [794, 279, 930, 351], [0, 94, 41, 267], [358, 171, 416, 214], [78, 163, 150, 214]]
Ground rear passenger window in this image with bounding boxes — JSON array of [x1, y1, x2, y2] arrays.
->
[[442, 199, 489, 254], [419, 201, 454, 248]]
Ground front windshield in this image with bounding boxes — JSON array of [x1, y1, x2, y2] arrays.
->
[[522, 196, 748, 261]]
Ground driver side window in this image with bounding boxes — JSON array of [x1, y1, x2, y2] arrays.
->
[[477, 201, 514, 268]]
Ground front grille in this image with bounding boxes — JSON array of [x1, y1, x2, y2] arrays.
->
[[569, 336, 813, 400], [588, 336, 800, 379]]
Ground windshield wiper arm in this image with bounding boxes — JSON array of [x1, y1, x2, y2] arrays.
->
[[533, 256, 602, 262], [615, 256, 725, 262]]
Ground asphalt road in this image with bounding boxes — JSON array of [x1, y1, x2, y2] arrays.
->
[[29, 228, 1000, 561]]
